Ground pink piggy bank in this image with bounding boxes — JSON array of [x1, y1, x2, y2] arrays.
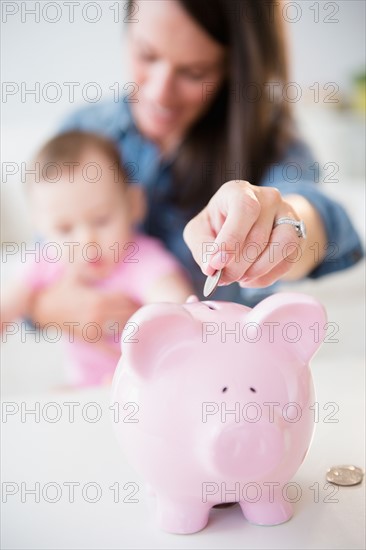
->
[[111, 292, 326, 534]]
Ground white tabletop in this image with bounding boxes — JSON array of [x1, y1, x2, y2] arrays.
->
[[1, 351, 365, 550]]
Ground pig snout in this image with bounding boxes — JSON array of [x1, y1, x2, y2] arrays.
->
[[212, 421, 285, 479]]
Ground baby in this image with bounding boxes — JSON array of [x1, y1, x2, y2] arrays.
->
[[1, 130, 193, 387]]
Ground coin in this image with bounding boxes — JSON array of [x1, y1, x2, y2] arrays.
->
[[203, 269, 222, 298], [326, 465, 364, 486]]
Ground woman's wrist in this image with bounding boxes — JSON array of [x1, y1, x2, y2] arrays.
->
[[281, 194, 327, 280]]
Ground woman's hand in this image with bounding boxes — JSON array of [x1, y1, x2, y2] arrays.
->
[[183, 180, 326, 288], [30, 274, 141, 341]]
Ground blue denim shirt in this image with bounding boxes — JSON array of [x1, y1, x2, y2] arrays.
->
[[59, 97, 364, 306]]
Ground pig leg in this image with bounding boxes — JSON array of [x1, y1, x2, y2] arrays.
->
[[240, 489, 293, 525], [155, 495, 210, 534]]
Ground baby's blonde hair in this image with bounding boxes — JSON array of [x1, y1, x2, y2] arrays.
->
[[30, 130, 127, 187]]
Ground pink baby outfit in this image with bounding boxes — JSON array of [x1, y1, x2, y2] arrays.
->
[[25, 234, 187, 387]]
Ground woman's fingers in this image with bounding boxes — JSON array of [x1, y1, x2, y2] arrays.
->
[[183, 180, 305, 288], [239, 257, 294, 288], [208, 185, 260, 278], [243, 223, 304, 282], [239, 233, 303, 287], [184, 181, 261, 278], [216, 188, 280, 284], [183, 209, 217, 276]]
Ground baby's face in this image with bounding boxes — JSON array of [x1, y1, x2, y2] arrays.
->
[[31, 148, 140, 282]]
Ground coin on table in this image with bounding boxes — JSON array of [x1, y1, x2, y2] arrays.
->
[[326, 465, 364, 486], [203, 269, 222, 298]]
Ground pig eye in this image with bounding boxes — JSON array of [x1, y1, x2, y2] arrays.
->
[[222, 387, 228, 393], [250, 387, 256, 393]]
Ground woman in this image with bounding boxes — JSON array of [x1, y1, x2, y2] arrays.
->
[[31, 0, 363, 333]]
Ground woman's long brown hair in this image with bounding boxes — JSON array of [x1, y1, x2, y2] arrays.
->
[[128, 0, 296, 212]]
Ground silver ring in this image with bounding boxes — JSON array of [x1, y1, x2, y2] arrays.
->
[[273, 217, 307, 239]]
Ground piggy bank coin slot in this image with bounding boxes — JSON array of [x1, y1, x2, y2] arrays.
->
[[204, 302, 218, 310]]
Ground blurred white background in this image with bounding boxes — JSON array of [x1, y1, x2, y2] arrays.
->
[[1, 0, 365, 394]]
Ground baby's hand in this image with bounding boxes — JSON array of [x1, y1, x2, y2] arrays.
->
[[31, 275, 141, 339]]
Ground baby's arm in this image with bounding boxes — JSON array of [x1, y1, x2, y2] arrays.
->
[[132, 235, 195, 304], [144, 271, 194, 304], [1, 279, 34, 327]]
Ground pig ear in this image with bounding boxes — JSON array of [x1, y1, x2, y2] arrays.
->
[[246, 292, 327, 364], [120, 303, 199, 379]]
